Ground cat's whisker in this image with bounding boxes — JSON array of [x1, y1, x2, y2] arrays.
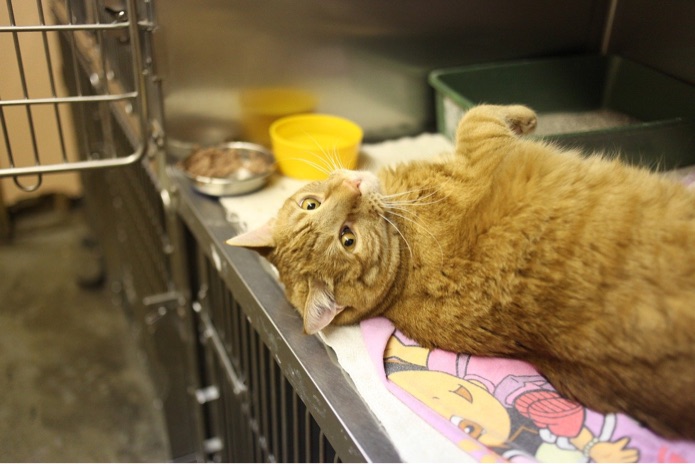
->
[[382, 205, 424, 218], [308, 148, 336, 173], [379, 188, 446, 262], [385, 209, 444, 263], [382, 185, 441, 195], [382, 191, 446, 208], [304, 148, 338, 173], [300, 131, 346, 175], [381, 204, 414, 213], [383, 197, 446, 208], [297, 156, 333, 175], [380, 188, 442, 202], [329, 146, 344, 171], [380, 213, 413, 259], [309, 144, 349, 175], [324, 148, 340, 173], [282, 156, 333, 176], [379, 189, 425, 199]]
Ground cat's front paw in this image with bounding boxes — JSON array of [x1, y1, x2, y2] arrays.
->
[[504, 105, 537, 136]]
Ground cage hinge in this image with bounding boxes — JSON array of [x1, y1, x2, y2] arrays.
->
[[195, 385, 220, 404], [142, 290, 185, 326], [194, 301, 248, 396], [142, 290, 185, 308], [203, 437, 223, 454]]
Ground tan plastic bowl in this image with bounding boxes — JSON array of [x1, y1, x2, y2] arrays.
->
[[240, 87, 317, 147]]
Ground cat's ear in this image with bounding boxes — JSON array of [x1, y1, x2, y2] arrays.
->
[[303, 280, 344, 334], [225, 218, 276, 257]]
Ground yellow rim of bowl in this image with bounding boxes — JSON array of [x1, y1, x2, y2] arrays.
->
[[269, 114, 363, 151]]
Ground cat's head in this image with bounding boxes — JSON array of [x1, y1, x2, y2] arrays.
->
[[227, 169, 401, 334]]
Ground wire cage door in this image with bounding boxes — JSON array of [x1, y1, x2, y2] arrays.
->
[[0, 0, 151, 192]]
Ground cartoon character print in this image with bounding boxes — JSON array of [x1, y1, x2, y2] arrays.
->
[[384, 332, 639, 463]]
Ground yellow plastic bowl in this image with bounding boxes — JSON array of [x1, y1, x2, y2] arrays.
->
[[269, 114, 363, 180]]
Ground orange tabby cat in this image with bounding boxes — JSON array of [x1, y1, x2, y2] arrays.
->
[[227, 104, 695, 440]]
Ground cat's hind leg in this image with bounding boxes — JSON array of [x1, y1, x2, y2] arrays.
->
[[457, 104, 537, 142], [503, 105, 537, 136], [455, 104, 538, 168]]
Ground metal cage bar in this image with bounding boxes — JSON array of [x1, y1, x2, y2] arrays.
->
[[0, 0, 151, 191], [192, 246, 343, 463], [80, 142, 205, 460]]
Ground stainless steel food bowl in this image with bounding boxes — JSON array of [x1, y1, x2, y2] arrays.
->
[[178, 142, 276, 196]]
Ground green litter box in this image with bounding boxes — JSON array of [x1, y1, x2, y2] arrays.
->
[[429, 55, 695, 171]]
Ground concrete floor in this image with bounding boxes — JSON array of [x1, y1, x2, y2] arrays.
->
[[0, 197, 170, 462]]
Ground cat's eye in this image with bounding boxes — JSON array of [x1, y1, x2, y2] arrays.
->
[[300, 197, 321, 210], [340, 226, 356, 250]]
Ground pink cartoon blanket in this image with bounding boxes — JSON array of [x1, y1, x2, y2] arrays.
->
[[362, 317, 695, 463]]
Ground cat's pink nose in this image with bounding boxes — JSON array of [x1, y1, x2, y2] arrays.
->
[[344, 178, 362, 194]]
